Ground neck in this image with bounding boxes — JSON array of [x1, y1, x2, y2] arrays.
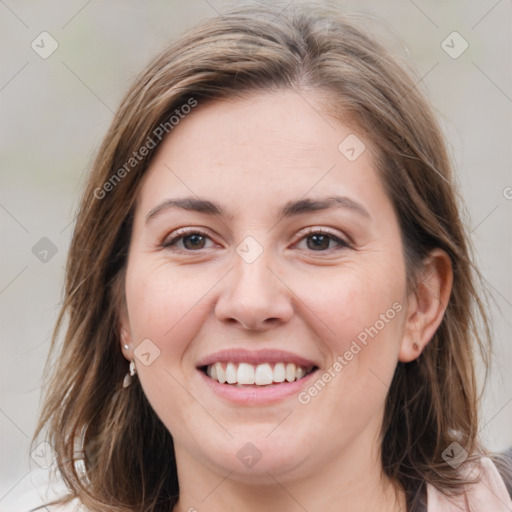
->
[[171, 433, 406, 512]]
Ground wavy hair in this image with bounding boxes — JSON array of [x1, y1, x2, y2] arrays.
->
[[33, 2, 492, 511]]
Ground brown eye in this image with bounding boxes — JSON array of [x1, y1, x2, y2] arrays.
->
[[161, 230, 215, 251], [182, 234, 207, 250], [294, 230, 351, 252], [306, 234, 331, 251]]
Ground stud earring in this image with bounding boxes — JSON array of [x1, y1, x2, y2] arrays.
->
[[123, 344, 130, 350], [123, 360, 136, 388], [413, 342, 420, 351]]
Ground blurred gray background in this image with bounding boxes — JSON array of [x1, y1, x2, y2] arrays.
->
[[1, 0, 511, 509]]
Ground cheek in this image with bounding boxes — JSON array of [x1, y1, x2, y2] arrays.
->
[[293, 266, 406, 429], [294, 256, 407, 415], [123, 253, 263, 444], [124, 260, 219, 364], [300, 258, 406, 350], [123, 261, 219, 433]]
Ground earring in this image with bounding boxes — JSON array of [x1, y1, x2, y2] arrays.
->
[[123, 360, 136, 388], [413, 342, 420, 351]]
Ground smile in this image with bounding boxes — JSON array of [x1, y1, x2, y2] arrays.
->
[[202, 362, 317, 386], [196, 349, 321, 403]]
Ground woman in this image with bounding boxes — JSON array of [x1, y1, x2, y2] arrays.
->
[[32, 2, 512, 511]]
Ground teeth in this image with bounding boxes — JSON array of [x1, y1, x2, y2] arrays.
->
[[226, 362, 237, 384], [254, 363, 273, 385], [204, 361, 313, 386], [295, 366, 306, 379], [285, 363, 296, 382], [273, 362, 286, 382], [215, 362, 226, 384], [237, 363, 255, 385]]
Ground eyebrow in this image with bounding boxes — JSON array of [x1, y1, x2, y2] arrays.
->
[[145, 195, 370, 224], [281, 196, 370, 219]]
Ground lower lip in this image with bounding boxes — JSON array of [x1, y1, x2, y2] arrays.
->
[[198, 368, 319, 405]]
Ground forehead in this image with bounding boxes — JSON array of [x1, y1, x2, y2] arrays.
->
[[137, 89, 386, 216]]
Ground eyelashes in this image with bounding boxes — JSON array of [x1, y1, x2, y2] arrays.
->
[[160, 227, 352, 253], [161, 230, 216, 251], [294, 228, 351, 252]]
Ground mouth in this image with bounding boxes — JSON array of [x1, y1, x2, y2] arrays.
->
[[195, 349, 321, 398], [199, 361, 318, 387]]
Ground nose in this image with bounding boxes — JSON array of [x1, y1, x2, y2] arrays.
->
[[214, 251, 294, 331]]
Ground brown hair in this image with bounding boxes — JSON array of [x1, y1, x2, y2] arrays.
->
[[33, 2, 493, 511]]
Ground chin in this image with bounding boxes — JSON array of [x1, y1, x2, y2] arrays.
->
[[195, 433, 312, 482]]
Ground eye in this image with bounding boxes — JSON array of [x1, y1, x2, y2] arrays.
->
[[161, 229, 216, 251], [295, 229, 351, 252]]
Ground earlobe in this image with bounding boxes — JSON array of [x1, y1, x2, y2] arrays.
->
[[113, 270, 132, 360], [119, 319, 132, 360], [398, 249, 453, 363]]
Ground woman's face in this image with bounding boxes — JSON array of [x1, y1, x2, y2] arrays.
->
[[120, 90, 412, 483]]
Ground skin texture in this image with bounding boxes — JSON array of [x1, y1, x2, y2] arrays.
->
[[119, 90, 452, 512]]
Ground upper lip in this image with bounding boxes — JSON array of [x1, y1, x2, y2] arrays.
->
[[196, 349, 319, 368]]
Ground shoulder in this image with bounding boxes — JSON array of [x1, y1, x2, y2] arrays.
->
[[427, 456, 512, 512]]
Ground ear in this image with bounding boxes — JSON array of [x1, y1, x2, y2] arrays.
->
[[112, 269, 133, 361], [118, 304, 133, 362], [399, 249, 453, 362]]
